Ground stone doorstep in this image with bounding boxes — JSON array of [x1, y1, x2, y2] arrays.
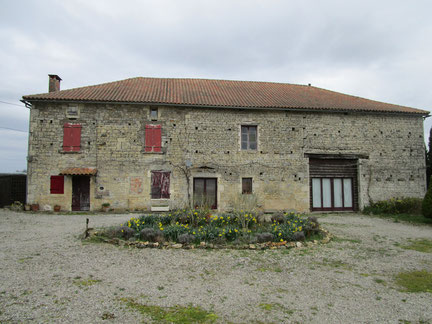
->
[[151, 206, 170, 212]]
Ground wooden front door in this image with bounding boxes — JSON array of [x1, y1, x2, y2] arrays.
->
[[72, 176, 90, 211], [193, 178, 217, 209]]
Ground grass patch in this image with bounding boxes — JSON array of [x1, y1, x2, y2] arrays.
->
[[121, 298, 218, 323], [332, 236, 362, 244], [373, 278, 386, 285], [73, 278, 102, 287], [395, 270, 432, 293], [317, 258, 352, 270], [259, 303, 274, 311], [82, 235, 108, 244], [258, 303, 294, 315], [256, 267, 283, 273], [401, 239, 432, 253]]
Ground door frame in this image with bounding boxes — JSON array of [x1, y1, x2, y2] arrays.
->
[[311, 177, 354, 212], [72, 176, 90, 211], [193, 177, 218, 209]]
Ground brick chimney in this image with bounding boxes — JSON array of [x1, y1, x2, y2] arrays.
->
[[48, 74, 62, 92]]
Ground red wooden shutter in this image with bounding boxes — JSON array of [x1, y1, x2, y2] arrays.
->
[[145, 125, 162, 152], [153, 125, 161, 152], [160, 172, 170, 198], [151, 171, 162, 198], [63, 123, 81, 152], [50, 175, 64, 194], [145, 125, 152, 152]]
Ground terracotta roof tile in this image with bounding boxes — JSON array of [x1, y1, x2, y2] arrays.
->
[[23, 77, 429, 115], [60, 168, 97, 176]]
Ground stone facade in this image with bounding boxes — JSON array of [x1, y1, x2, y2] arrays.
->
[[26, 101, 426, 212]]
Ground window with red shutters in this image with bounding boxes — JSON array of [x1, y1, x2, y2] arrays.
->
[[63, 123, 81, 152], [145, 125, 162, 152], [50, 175, 64, 194]]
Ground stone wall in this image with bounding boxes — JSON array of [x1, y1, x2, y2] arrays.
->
[[27, 102, 426, 212]]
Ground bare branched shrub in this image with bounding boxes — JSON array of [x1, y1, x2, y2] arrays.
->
[[229, 193, 260, 214], [229, 193, 260, 230]]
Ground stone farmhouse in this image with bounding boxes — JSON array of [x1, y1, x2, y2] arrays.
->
[[22, 75, 429, 212]]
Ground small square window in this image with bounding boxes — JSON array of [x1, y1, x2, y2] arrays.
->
[[66, 105, 79, 119], [150, 108, 158, 121], [241, 126, 257, 150], [242, 178, 253, 194]]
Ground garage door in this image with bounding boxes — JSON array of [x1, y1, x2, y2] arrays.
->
[[309, 159, 358, 211]]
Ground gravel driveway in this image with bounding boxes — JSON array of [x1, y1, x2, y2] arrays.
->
[[0, 210, 431, 323]]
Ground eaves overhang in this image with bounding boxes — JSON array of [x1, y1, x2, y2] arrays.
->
[[21, 98, 430, 117]]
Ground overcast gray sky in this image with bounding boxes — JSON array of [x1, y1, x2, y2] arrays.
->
[[1, 0, 431, 173]]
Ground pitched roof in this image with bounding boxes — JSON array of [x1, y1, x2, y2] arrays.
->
[[60, 168, 97, 176], [23, 77, 428, 115]]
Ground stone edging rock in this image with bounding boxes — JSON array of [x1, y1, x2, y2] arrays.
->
[[86, 228, 332, 250]]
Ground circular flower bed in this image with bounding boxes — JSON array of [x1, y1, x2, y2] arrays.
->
[[89, 209, 328, 249]]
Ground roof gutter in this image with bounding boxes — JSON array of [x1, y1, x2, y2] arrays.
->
[[22, 98, 430, 117]]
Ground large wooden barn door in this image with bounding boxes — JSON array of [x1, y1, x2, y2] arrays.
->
[[309, 159, 358, 211]]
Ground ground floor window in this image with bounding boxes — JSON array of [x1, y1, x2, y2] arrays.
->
[[151, 171, 170, 199], [311, 177, 353, 211], [242, 178, 252, 194], [193, 178, 217, 209]]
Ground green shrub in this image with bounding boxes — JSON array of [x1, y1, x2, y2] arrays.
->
[[422, 177, 432, 219], [363, 197, 423, 215]]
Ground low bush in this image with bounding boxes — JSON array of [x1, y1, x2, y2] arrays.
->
[[363, 197, 423, 215], [97, 208, 320, 245], [422, 177, 432, 219]]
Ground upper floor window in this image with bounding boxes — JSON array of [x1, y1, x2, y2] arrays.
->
[[241, 125, 257, 150], [150, 108, 158, 121], [145, 124, 162, 152], [66, 105, 79, 119], [63, 123, 81, 152], [151, 171, 170, 199]]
